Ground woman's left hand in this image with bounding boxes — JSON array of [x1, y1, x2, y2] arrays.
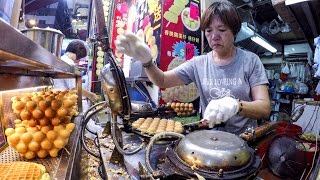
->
[[89, 93, 99, 103], [202, 97, 239, 128]]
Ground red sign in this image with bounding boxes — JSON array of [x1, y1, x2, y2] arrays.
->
[[185, 43, 195, 60], [190, 2, 199, 21]]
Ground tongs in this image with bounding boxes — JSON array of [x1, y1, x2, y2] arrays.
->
[[183, 120, 210, 129], [183, 120, 225, 129]]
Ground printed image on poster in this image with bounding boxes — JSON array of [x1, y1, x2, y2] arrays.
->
[[160, 0, 201, 103], [130, 0, 162, 66], [111, 0, 129, 65]]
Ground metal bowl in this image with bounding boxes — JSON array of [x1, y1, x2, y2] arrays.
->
[[21, 27, 64, 57], [175, 130, 252, 171]]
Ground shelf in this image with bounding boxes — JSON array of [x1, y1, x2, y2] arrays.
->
[[0, 116, 82, 180], [0, 19, 79, 78], [276, 90, 306, 96]]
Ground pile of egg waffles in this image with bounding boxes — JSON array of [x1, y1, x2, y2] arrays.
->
[[132, 117, 183, 135], [166, 102, 195, 116]]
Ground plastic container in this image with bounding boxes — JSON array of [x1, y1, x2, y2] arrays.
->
[[0, 0, 22, 28]]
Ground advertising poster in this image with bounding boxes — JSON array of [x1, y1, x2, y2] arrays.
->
[[160, 0, 201, 103], [111, 0, 129, 66], [130, 0, 162, 65]]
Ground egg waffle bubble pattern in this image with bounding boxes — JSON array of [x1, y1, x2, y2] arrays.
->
[[5, 90, 78, 159], [132, 118, 184, 135], [0, 161, 50, 180]]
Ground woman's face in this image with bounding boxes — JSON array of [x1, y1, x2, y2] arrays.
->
[[204, 16, 235, 54]]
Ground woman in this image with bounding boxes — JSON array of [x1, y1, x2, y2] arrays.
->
[[54, 39, 99, 102], [116, 1, 270, 134]]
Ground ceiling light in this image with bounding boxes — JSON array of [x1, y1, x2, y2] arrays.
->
[[251, 35, 277, 53], [285, 0, 311, 5], [235, 22, 255, 42], [236, 22, 277, 53]]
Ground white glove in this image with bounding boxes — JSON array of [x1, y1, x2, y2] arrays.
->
[[115, 32, 152, 64], [202, 97, 240, 128]]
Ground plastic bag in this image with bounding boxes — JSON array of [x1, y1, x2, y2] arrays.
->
[[289, 64, 297, 77], [314, 37, 320, 64], [316, 81, 320, 95], [281, 63, 290, 74]]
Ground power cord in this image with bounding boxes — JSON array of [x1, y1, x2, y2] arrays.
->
[[309, 102, 320, 132], [304, 120, 319, 180], [302, 103, 319, 134]]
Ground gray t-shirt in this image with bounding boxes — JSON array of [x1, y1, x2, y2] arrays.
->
[[174, 48, 268, 134]]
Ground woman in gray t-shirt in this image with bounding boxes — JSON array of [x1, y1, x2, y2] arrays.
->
[[115, 1, 271, 134]]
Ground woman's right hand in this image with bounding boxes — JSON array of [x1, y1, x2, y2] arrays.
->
[[115, 32, 152, 64], [202, 97, 239, 128]]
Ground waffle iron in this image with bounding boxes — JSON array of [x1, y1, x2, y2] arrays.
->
[[97, 36, 261, 180], [91, 0, 261, 177]]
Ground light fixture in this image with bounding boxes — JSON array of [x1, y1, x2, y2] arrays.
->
[[285, 0, 311, 5], [235, 22, 255, 42], [236, 22, 277, 53], [25, 19, 37, 28], [251, 35, 277, 53]]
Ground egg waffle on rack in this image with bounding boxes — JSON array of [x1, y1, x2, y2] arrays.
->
[[0, 161, 50, 180], [131, 117, 184, 136]]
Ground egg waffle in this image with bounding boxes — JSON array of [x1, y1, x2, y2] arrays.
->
[[132, 118, 184, 135], [0, 161, 50, 180]]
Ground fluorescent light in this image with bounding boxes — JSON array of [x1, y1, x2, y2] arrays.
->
[[235, 22, 255, 42], [251, 36, 277, 53], [285, 0, 311, 5], [236, 22, 278, 53]]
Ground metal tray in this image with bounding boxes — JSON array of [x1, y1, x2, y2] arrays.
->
[[0, 116, 82, 180]]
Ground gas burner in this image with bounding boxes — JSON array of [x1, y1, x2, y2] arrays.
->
[[144, 131, 261, 180], [157, 147, 261, 179]]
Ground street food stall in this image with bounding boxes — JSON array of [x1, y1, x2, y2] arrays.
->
[[78, 1, 320, 179]]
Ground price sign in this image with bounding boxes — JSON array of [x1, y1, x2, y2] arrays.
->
[[185, 43, 194, 60], [190, 3, 199, 21]]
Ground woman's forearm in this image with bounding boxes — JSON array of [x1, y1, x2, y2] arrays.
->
[[144, 63, 185, 88], [144, 63, 165, 87], [239, 99, 271, 119]]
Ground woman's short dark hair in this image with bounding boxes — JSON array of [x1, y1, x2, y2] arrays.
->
[[200, 1, 242, 36], [65, 39, 88, 60]]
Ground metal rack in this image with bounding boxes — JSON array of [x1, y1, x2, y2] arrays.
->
[[0, 19, 75, 76]]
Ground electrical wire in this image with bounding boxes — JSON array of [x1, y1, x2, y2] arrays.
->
[[80, 102, 108, 158], [309, 102, 320, 132], [302, 104, 318, 134], [83, 101, 108, 135], [304, 115, 319, 180]]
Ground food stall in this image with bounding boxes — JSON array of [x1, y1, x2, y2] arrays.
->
[[77, 1, 320, 180], [0, 0, 319, 179], [0, 18, 83, 179]]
